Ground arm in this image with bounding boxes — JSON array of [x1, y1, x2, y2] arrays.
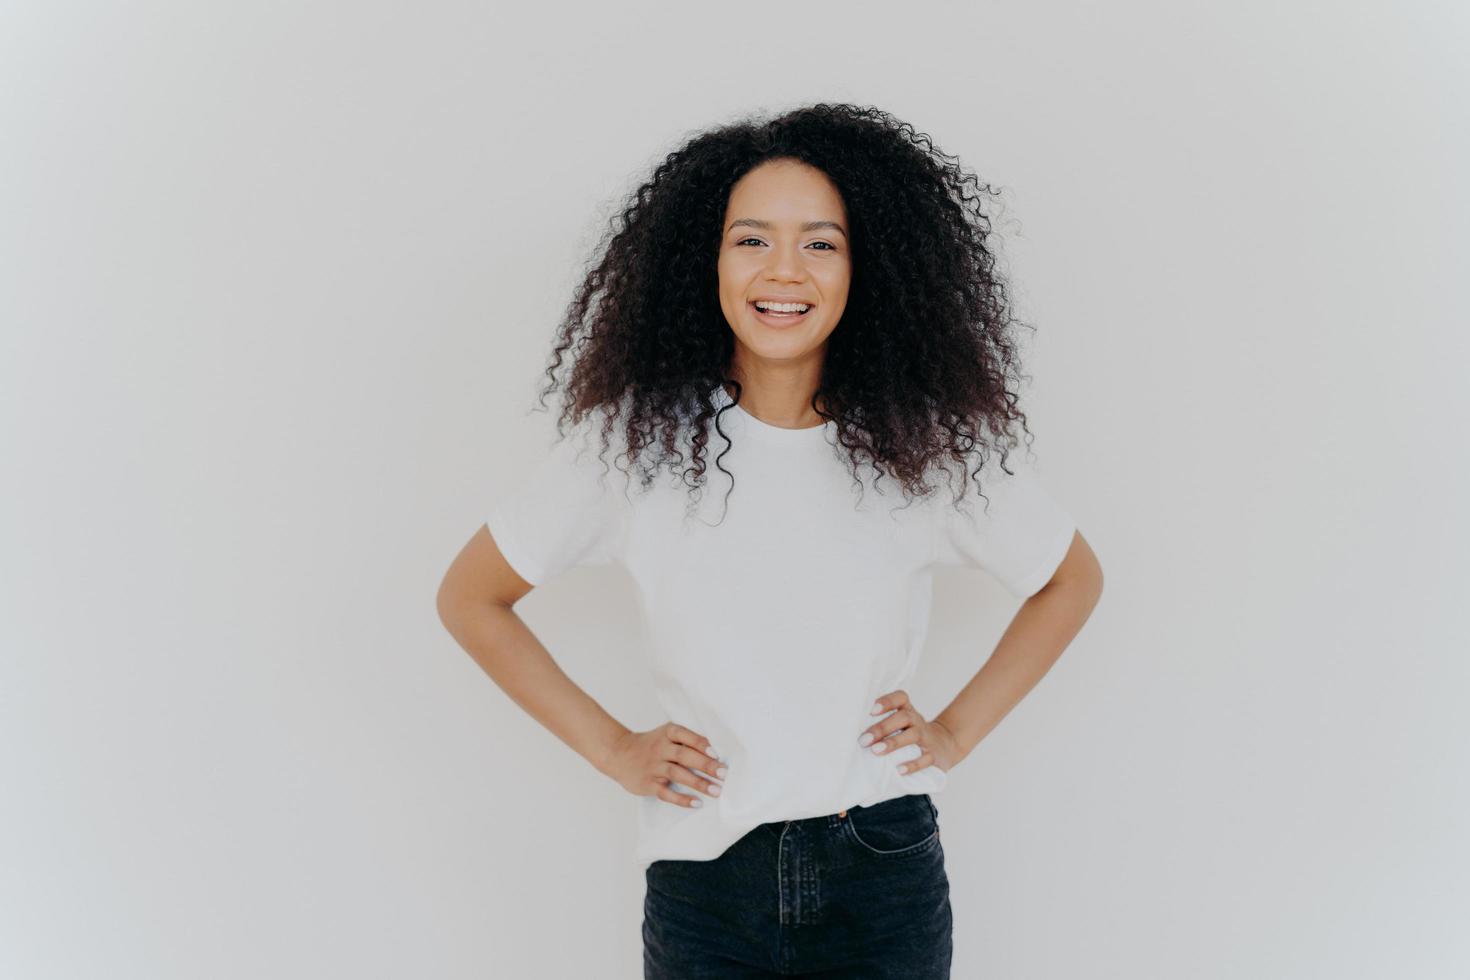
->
[[435, 525, 630, 776], [933, 529, 1104, 765], [436, 524, 727, 808]]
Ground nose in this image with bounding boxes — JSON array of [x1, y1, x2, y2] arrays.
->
[[764, 241, 805, 281]]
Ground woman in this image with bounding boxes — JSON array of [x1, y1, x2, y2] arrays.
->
[[437, 103, 1104, 978]]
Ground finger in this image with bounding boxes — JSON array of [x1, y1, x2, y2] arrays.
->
[[866, 722, 918, 756], [859, 706, 915, 748], [897, 747, 933, 776], [674, 744, 728, 783], [869, 690, 910, 720], [665, 760, 723, 798], [653, 780, 705, 808], [668, 724, 723, 763], [883, 690, 911, 710]]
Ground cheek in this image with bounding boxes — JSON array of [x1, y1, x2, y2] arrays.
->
[[819, 266, 852, 306], [819, 257, 851, 287], [716, 254, 745, 294], [716, 260, 747, 325]]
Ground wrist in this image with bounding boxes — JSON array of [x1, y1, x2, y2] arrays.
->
[[932, 717, 974, 765], [594, 725, 631, 776]]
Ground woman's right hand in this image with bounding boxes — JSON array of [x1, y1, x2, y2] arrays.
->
[[602, 722, 727, 808]]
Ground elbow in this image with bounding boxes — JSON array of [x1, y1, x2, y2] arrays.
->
[[1082, 560, 1105, 608], [435, 585, 455, 633], [1071, 550, 1105, 605], [1037, 565, 1102, 603], [1037, 537, 1104, 606], [436, 571, 467, 632]]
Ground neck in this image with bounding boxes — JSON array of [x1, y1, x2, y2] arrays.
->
[[722, 377, 827, 429]]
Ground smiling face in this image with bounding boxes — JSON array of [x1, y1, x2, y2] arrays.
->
[[717, 158, 852, 366]]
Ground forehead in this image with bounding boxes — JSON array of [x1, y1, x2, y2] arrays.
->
[[724, 160, 846, 222]]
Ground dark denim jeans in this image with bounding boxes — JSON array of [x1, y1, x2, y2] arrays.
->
[[643, 792, 952, 978]]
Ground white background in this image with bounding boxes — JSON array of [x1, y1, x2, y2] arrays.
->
[[3, 2, 1466, 977]]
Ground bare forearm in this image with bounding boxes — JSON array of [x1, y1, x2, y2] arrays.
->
[[934, 576, 1101, 763], [439, 599, 629, 775]]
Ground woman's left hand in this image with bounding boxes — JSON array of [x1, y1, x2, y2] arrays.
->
[[858, 690, 962, 775]]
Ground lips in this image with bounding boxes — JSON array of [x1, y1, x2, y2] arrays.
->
[[749, 300, 814, 326]]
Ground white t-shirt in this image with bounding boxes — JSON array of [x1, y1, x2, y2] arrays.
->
[[485, 383, 1076, 870]]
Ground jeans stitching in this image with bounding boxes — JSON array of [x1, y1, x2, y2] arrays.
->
[[841, 795, 940, 857]]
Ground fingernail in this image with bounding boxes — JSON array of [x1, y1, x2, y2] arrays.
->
[[708, 784, 721, 796], [716, 766, 728, 779], [858, 732, 874, 747], [690, 798, 703, 808], [705, 746, 720, 760], [871, 703, 884, 715], [872, 742, 887, 754]]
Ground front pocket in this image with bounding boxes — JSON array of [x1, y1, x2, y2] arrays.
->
[[842, 794, 940, 858]]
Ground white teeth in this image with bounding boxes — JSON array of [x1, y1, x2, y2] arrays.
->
[[754, 301, 811, 314]]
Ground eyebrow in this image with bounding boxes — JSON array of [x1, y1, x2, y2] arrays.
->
[[727, 218, 848, 239]]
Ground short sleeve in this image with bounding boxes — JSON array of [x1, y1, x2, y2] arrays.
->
[[931, 455, 1076, 598], [484, 428, 630, 587]]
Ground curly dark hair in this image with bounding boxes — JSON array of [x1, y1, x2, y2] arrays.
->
[[526, 101, 1048, 519]]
